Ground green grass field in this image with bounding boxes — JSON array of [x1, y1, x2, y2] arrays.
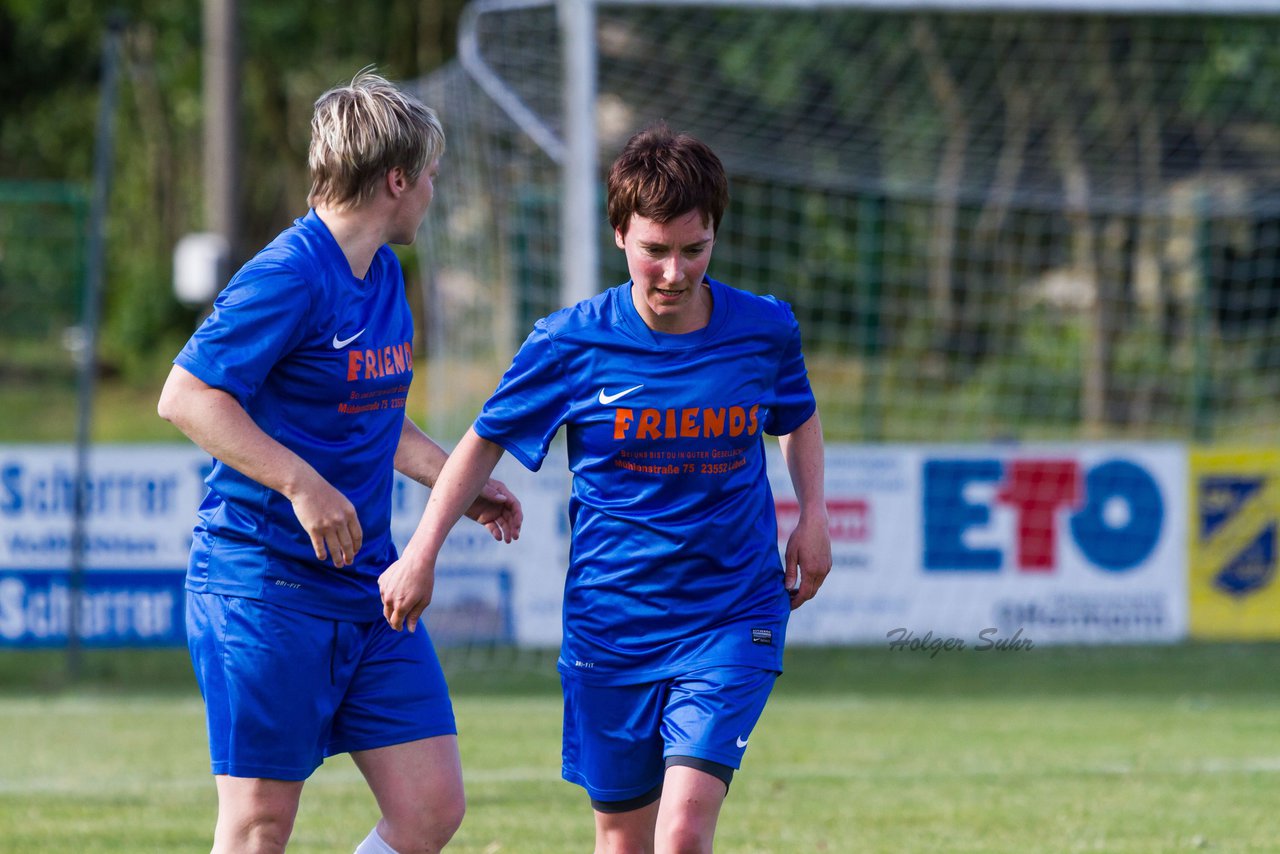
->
[[2, 644, 1279, 853]]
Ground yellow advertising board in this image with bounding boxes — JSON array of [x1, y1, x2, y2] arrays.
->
[[1190, 449, 1280, 639]]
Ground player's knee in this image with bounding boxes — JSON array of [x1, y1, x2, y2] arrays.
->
[[434, 789, 466, 840], [595, 843, 651, 854], [384, 791, 466, 851], [216, 812, 295, 854], [658, 818, 713, 854], [593, 833, 654, 854], [429, 786, 466, 840]]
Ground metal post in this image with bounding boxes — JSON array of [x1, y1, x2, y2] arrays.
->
[[1191, 193, 1213, 442], [857, 192, 886, 441], [69, 14, 125, 678], [204, 0, 240, 264]]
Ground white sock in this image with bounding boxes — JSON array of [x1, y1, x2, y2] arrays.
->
[[354, 826, 400, 854]]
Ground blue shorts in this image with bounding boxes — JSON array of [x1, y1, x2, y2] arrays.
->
[[186, 591, 456, 781], [561, 665, 778, 805]]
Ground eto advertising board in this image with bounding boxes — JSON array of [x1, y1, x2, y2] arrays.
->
[[772, 444, 1188, 645], [1188, 448, 1280, 639]]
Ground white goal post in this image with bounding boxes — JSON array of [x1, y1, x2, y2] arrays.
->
[[460, 0, 1280, 310]]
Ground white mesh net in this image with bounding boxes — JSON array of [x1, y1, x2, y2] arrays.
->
[[411, 4, 1280, 444]]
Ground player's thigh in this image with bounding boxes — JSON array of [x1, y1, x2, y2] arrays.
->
[[327, 617, 456, 757], [562, 674, 668, 805], [656, 763, 728, 831], [351, 734, 464, 825], [594, 798, 660, 853], [661, 665, 778, 770], [187, 591, 345, 780], [214, 775, 305, 820]]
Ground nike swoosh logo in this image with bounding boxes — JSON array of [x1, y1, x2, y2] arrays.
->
[[736, 736, 749, 749], [332, 328, 366, 349], [598, 384, 644, 405]]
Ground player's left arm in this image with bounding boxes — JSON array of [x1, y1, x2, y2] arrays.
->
[[777, 410, 831, 609], [394, 417, 522, 543]]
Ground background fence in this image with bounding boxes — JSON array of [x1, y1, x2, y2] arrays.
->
[[5, 5, 1280, 651], [0, 181, 88, 443], [412, 5, 1280, 444]]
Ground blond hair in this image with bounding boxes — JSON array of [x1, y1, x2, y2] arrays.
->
[[307, 68, 445, 210]]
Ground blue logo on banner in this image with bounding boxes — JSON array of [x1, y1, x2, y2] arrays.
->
[[1200, 476, 1276, 598]]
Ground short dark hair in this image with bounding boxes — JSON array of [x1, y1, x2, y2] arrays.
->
[[606, 122, 728, 237]]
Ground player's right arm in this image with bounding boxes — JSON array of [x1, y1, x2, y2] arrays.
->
[[157, 363, 362, 567], [379, 426, 505, 632]]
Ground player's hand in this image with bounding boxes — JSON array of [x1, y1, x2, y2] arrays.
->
[[784, 509, 831, 610], [379, 554, 435, 632], [464, 477, 523, 543], [290, 479, 363, 568]]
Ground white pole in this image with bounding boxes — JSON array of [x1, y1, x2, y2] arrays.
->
[[204, 0, 239, 264], [558, 0, 598, 308]]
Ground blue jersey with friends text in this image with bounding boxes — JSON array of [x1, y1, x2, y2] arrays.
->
[[175, 210, 415, 620], [473, 278, 816, 684]]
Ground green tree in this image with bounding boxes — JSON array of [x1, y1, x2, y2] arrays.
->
[[0, 0, 465, 380]]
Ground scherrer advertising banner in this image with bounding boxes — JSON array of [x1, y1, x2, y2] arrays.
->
[[0, 445, 561, 648]]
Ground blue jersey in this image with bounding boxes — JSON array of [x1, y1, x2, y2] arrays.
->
[[474, 278, 816, 684], [175, 210, 415, 620]]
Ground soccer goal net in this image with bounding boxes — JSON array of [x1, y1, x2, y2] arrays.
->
[[412, 1, 1280, 444]]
